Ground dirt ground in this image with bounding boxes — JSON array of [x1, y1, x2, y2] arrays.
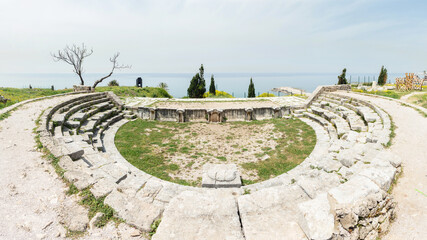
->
[[156, 122, 282, 182]]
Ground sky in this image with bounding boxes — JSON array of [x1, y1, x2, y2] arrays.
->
[[0, 0, 426, 74]]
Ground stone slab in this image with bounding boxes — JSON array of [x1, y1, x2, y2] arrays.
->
[[152, 190, 244, 240], [237, 185, 309, 240], [298, 193, 334, 240], [104, 189, 162, 232], [202, 164, 241, 188]]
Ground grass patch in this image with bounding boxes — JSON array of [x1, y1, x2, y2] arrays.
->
[[95, 86, 172, 98], [407, 93, 427, 109], [116, 118, 316, 186], [149, 219, 162, 237], [0, 87, 73, 110], [240, 118, 316, 182], [351, 88, 412, 99]]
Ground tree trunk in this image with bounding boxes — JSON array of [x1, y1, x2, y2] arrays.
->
[[92, 71, 113, 88]]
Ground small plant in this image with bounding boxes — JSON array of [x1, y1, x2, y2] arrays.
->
[[108, 80, 119, 87], [243, 189, 251, 195], [291, 178, 296, 184], [149, 219, 162, 237]]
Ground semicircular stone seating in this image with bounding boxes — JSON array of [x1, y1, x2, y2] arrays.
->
[[36, 88, 402, 240]]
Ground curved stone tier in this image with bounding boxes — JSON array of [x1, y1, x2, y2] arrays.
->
[[36, 88, 401, 239]]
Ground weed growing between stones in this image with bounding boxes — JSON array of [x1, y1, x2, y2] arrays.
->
[[149, 219, 162, 237], [385, 112, 396, 148]]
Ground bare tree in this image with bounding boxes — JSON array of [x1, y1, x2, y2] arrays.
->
[[92, 52, 131, 88], [52, 43, 93, 85], [52, 43, 130, 88]]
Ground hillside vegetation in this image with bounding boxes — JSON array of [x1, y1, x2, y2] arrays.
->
[[0, 86, 172, 110]]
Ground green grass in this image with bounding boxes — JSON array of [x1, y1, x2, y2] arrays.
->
[[408, 93, 427, 109], [0, 86, 172, 111], [116, 118, 316, 186], [0, 87, 73, 109], [95, 86, 172, 98], [351, 88, 421, 99], [115, 120, 196, 186], [240, 118, 316, 182]]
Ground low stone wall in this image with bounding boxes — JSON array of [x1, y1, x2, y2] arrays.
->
[[73, 85, 94, 93], [306, 84, 351, 106], [136, 106, 289, 122]]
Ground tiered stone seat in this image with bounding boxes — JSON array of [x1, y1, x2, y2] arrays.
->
[[35, 88, 400, 240]]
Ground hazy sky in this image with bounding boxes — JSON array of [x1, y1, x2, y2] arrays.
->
[[1, 0, 426, 74]]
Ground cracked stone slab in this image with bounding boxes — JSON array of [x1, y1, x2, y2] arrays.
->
[[202, 164, 241, 188], [152, 190, 244, 240], [90, 177, 117, 199], [298, 193, 334, 240], [104, 189, 162, 232], [237, 185, 309, 240]]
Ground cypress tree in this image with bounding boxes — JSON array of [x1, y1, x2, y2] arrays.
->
[[209, 75, 216, 95], [248, 78, 256, 98], [337, 68, 348, 85], [187, 64, 206, 98], [378, 66, 388, 86]]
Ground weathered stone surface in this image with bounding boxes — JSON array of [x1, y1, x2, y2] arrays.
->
[[90, 178, 117, 199], [337, 149, 356, 168], [328, 175, 381, 212], [153, 190, 244, 240], [298, 193, 334, 240], [202, 164, 241, 188], [99, 163, 128, 183], [238, 185, 309, 240], [104, 190, 162, 232], [63, 170, 96, 190], [135, 179, 163, 203], [297, 170, 341, 199], [64, 142, 84, 160], [59, 202, 89, 232], [358, 166, 396, 191], [376, 151, 402, 168]]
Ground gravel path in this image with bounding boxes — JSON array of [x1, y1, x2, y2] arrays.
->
[[0, 95, 77, 239], [0, 96, 146, 240], [340, 91, 427, 240]]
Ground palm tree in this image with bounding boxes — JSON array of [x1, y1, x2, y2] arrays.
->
[[158, 82, 169, 91]]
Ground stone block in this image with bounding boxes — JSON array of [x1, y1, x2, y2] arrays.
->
[[152, 190, 244, 240], [64, 142, 84, 160], [237, 185, 309, 240], [298, 193, 334, 240], [328, 175, 381, 212], [202, 164, 241, 188], [104, 190, 162, 232], [90, 178, 117, 199]]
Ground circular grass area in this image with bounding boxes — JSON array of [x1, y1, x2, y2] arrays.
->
[[115, 118, 316, 187]]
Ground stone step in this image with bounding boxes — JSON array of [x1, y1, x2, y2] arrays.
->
[[65, 98, 110, 121], [124, 114, 137, 120], [153, 190, 245, 240], [237, 185, 310, 239]]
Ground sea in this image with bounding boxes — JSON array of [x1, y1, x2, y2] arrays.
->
[[0, 73, 403, 98]]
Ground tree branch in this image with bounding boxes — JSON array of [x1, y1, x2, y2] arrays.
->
[[92, 52, 131, 88]]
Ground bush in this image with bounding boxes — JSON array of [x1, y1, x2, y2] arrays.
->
[[257, 92, 276, 97], [108, 80, 119, 87], [203, 90, 233, 98]]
